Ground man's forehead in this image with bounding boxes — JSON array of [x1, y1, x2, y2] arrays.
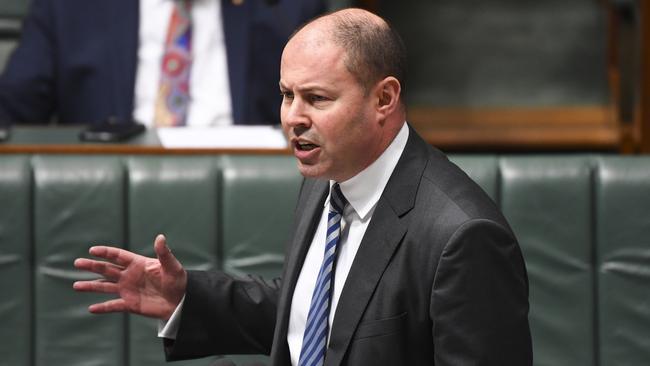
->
[[282, 28, 343, 68], [287, 20, 332, 51], [280, 15, 352, 85], [280, 43, 348, 87]]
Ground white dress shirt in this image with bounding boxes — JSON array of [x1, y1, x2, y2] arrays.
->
[[287, 123, 409, 365], [133, 0, 233, 127], [160, 123, 410, 366]]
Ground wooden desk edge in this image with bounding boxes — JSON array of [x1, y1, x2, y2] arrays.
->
[[0, 144, 294, 155]]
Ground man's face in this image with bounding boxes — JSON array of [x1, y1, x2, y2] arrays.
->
[[279, 36, 383, 182]]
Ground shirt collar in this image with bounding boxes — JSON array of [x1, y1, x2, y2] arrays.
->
[[326, 122, 409, 220]]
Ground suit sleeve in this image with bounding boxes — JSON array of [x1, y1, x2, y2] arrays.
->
[[164, 270, 282, 361], [431, 219, 533, 366], [0, 0, 57, 124]]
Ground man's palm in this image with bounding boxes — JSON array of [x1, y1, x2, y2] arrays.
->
[[73, 234, 187, 320]]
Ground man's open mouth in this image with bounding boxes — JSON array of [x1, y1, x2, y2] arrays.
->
[[295, 141, 319, 151]]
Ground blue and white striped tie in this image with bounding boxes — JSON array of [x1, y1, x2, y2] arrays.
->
[[298, 183, 347, 366]]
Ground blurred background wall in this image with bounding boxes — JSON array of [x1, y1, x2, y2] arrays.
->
[[360, 0, 650, 153]]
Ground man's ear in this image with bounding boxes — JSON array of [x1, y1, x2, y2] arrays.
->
[[375, 76, 401, 119]]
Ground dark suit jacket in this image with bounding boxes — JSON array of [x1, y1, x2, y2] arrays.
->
[[165, 126, 533, 365], [0, 0, 325, 126]]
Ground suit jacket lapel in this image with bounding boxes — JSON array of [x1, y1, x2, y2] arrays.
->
[[271, 179, 329, 365], [221, 0, 251, 124], [325, 127, 430, 366]]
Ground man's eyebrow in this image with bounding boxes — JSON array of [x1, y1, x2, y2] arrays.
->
[[279, 84, 331, 94]]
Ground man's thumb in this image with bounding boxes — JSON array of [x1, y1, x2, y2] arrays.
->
[[154, 234, 182, 272]]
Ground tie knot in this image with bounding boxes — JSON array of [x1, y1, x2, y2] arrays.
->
[[330, 183, 347, 214]]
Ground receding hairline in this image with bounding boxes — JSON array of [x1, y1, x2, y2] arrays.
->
[[288, 8, 389, 51], [291, 9, 397, 88]]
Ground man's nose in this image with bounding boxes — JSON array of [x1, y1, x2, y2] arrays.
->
[[282, 98, 311, 129]]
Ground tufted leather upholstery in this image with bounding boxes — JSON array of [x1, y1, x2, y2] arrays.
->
[[0, 154, 648, 366]]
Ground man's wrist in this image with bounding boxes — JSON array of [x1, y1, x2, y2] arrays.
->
[[158, 295, 185, 339]]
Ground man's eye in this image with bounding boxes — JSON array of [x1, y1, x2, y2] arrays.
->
[[281, 91, 294, 100], [309, 95, 328, 103]]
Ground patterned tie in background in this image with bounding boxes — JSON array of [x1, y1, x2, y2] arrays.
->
[[298, 184, 348, 366], [155, 0, 192, 127]]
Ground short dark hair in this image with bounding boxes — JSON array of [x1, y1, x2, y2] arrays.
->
[[329, 12, 407, 95]]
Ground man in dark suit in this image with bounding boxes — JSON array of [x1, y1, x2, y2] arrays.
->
[[0, 0, 325, 126], [74, 8, 532, 365]]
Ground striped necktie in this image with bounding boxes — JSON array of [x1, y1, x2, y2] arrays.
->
[[154, 0, 192, 127], [298, 183, 348, 366]]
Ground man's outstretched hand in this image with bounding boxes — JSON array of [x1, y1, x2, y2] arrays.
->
[[73, 234, 187, 321]]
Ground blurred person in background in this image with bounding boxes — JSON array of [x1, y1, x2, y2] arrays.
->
[[0, 0, 326, 127]]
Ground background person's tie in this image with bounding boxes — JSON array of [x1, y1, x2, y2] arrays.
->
[[298, 183, 348, 366], [154, 0, 192, 127]]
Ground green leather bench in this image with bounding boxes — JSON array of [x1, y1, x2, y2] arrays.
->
[[1, 154, 649, 366]]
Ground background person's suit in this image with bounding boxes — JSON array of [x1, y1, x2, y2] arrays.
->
[[0, 0, 325, 125], [164, 126, 533, 365]]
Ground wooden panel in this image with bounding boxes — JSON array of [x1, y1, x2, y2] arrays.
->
[[409, 106, 620, 151], [0, 144, 292, 155], [640, 0, 650, 153], [368, 0, 619, 152]]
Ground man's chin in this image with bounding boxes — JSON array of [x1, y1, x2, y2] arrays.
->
[[296, 162, 327, 179]]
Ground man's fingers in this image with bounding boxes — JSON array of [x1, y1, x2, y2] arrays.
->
[[88, 299, 127, 314], [88, 246, 134, 267], [73, 279, 119, 294], [73, 258, 123, 280], [154, 234, 183, 273]]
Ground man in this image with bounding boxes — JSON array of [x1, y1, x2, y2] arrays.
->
[[74, 8, 532, 365], [0, 0, 325, 126]]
